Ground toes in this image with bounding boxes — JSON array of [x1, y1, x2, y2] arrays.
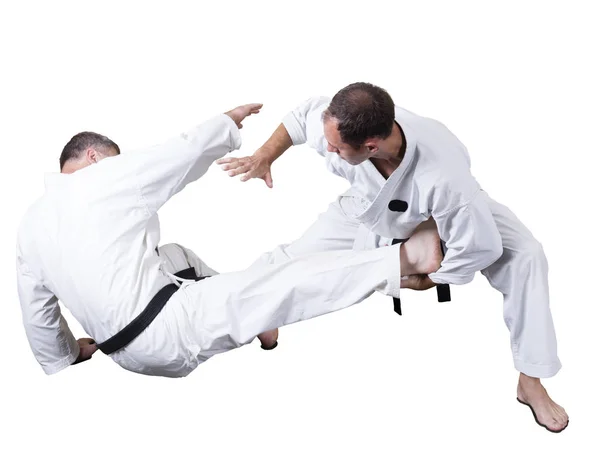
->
[[552, 403, 569, 421], [548, 420, 563, 431]]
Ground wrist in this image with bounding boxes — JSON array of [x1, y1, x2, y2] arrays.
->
[[256, 145, 279, 164]]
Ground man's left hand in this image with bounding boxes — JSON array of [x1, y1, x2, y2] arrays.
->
[[72, 338, 98, 365]]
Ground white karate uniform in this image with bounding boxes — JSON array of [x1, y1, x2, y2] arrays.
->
[[16, 113, 402, 378], [251, 97, 561, 378]]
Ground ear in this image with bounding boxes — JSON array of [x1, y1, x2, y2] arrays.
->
[[363, 138, 380, 154], [85, 147, 99, 164]]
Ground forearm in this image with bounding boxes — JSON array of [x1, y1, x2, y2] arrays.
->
[[22, 311, 80, 374], [256, 123, 293, 163], [136, 113, 242, 212], [17, 254, 83, 374], [429, 194, 503, 285]]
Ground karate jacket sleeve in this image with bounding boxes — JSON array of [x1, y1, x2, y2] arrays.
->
[[428, 179, 503, 285], [126, 113, 242, 214], [16, 246, 80, 375], [282, 96, 331, 156]]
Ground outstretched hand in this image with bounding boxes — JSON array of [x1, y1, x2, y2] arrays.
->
[[72, 338, 98, 365], [217, 151, 274, 188], [224, 103, 263, 129]]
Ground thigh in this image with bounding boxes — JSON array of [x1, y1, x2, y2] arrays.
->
[[181, 243, 399, 356], [287, 196, 362, 255], [481, 195, 545, 291], [250, 195, 391, 269]]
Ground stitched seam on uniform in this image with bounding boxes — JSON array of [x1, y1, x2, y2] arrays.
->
[[429, 272, 472, 283], [45, 350, 79, 374], [134, 167, 153, 218], [513, 358, 560, 367], [435, 187, 481, 218]]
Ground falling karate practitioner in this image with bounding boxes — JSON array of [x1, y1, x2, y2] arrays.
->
[[217, 83, 569, 433], [16, 103, 441, 380]]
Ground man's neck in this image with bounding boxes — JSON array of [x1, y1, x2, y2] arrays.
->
[[61, 161, 88, 174], [370, 122, 406, 178], [389, 121, 407, 164]]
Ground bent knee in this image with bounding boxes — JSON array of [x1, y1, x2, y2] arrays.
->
[[158, 243, 197, 273]]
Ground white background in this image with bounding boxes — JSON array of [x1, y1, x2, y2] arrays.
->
[[1, 1, 598, 447]]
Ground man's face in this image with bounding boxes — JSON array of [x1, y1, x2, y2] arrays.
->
[[323, 119, 370, 165]]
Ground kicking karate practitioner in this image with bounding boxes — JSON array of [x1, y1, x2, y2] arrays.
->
[[217, 83, 569, 433], [16, 103, 442, 380]]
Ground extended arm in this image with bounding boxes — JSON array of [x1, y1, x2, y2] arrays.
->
[[217, 96, 330, 187], [114, 104, 260, 215]]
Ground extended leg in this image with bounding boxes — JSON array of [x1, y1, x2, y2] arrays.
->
[[481, 197, 568, 432], [157, 243, 277, 349], [184, 238, 437, 360]]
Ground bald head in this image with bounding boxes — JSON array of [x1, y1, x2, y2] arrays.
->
[[322, 82, 395, 149]]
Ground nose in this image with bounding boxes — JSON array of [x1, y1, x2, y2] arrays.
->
[[327, 144, 338, 154]]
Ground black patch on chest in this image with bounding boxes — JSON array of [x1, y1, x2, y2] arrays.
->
[[388, 200, 408, 212]]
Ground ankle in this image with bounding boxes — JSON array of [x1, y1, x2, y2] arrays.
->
[[519, 373, 541, 386]]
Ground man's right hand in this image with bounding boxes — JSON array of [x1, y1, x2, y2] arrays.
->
[[72, 338, 98, 365], [217, 150, 274, 188], [217, 123, 293, 188], [224, 103, 262, 129]]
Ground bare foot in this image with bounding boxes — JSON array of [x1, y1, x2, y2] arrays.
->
[[258, 328, 278, 350], [517, 373, 569, 432], [400, 218, 443, 275], [225, 103, 263, 129], [400, 274, 436, 291]]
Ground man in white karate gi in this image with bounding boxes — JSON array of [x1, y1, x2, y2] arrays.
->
[[16, 102, 442, 380], [217, 83, 569, 433]]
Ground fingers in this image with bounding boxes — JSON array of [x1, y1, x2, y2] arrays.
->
[[218, 155, 271, 182], [81, 343, 98, 359], [220, 157, 259, 177], [218, 158, 247, 171], [247, 103, 263, 113], [72, 339, 98, 365], [240, 167, 261, 181], [228, 165, 253, 177], [77, 337, 95, 346], [264, 170, 273, 188]]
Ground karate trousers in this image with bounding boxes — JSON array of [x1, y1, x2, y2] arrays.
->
[[109, 242, 401, 377], [248, 192, 562, 378]]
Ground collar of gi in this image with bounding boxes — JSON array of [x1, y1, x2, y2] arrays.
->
[[393, 117, 417, 160]]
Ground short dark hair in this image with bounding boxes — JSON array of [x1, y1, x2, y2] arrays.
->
[[323, 82, 395, 149], [59, 131, 120, 170]]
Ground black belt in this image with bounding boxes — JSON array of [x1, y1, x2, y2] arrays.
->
[[97, 267, 209, 355], [391, 238, 451, 315]]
